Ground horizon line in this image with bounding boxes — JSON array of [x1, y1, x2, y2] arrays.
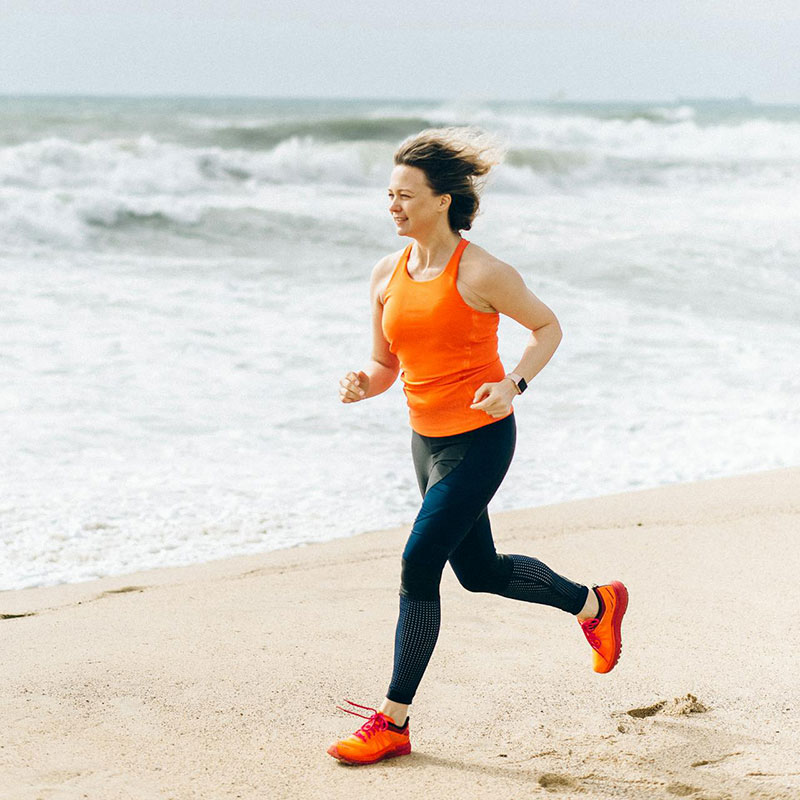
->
[[3, 91, 798, 106]]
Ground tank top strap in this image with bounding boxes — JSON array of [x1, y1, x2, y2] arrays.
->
[[443, 238, 470, 278], [385, 244, 414, 292], [398, 242, 413, 272]]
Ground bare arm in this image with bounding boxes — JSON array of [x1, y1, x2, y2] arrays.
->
[[339, 256, 400, 403], [465, 255, 562, 417], [482, 259, 563, 383]]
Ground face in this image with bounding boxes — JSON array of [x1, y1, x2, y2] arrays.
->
[[387, 164, 450, 237]]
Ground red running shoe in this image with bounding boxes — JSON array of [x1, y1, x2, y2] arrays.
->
[[579, 581, 629, 673], [327, 701, 411, 765]]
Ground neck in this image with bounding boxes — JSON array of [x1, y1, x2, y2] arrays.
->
[[408, 225, 462, 269]]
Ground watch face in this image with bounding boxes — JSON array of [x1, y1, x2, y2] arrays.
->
[[518, 378, 528, 394]]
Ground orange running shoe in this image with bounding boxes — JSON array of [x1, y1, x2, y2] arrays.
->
[[579, 581, 628, 674], [327, 701, 411, 765]]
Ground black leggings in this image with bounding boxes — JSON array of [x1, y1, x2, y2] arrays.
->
[[386, 413, 589, 705]]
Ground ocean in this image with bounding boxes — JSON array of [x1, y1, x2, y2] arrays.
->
[[1, 96, 798, 590]]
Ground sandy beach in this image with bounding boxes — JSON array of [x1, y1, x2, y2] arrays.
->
[[2, 467, 798, 800]]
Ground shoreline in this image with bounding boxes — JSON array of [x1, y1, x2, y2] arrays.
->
[[2, 466, 799, 799], [2, 464, 792, 612]]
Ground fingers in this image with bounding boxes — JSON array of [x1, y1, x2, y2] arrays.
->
[[339, 370, 367, 403], [472, 383, 490, 404], [470, 382, 512, 417]]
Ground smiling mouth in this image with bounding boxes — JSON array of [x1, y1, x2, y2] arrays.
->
[[393, 217, 407, 224]]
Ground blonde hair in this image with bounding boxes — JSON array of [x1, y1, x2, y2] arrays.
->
[[393, 127, 505, 232]]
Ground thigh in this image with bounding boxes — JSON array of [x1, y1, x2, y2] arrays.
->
[[403, 415, 516, 568], [449, 509, 514, 592], [411, 429, 471, 498], [448, 508, 498, 574]]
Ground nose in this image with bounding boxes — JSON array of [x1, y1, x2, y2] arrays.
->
[[389, 197, 402, 213]]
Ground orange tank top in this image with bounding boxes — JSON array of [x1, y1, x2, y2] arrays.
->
[[381, 238, 510, 436]]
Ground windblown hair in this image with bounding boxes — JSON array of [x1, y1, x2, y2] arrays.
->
[[393, 127, 504, 232]]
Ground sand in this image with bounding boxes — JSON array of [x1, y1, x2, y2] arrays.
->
[[1, 467, 799, 800]]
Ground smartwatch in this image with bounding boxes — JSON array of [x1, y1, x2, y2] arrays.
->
[[506, 372, 528, 395]]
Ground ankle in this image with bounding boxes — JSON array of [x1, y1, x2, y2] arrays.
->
[[379, 698, 409, 727], [576, 586, 601, 621]]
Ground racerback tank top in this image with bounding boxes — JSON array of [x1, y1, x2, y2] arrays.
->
[[381, 238, 510, 436]]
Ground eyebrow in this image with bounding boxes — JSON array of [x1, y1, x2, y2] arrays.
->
[[388, 188, 415, 194]]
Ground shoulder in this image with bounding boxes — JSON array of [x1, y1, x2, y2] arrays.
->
[[371, 248, 405, 282], [459, 242, 558, 326], [459, 242, 522, 295], [371, 247, 407, 302]]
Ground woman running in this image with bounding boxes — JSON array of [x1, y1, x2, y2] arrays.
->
[[329, 128, 628, 766]]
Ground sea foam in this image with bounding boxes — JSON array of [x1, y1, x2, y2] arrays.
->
[[1, 97, 798, 590]]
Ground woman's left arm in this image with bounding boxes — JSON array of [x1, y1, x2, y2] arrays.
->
[[469, 257, 563, 418]]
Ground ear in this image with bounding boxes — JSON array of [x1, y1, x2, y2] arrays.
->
[[438, 194, 451, 213]]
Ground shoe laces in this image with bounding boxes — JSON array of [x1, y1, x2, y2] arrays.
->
[[336, 700, 390, 742], [580, 617, 601, 649]]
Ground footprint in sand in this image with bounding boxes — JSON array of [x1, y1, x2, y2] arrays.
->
[[626, 693, 709, 719], [96, 585, 148, 599], [666, 782, 701, 796], [538, 773, 578, 791]]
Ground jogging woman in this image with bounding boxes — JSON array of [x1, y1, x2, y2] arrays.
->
[[329, 128, 628, 765]]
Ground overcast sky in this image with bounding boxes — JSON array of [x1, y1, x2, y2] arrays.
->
[[2, 0, 799, 102]]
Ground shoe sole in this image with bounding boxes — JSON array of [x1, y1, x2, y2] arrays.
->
[[597, 580, 628, 674], [327, 742, 411, 765]]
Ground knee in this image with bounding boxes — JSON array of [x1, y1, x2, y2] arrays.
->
[[453, 553, 513, 594], [400, 557, 442, 601]]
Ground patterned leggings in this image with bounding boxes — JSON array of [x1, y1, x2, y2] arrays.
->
[[387, 413, 589, 705]]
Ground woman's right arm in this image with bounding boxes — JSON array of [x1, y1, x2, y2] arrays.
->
[[339, 256, 400, 404]]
